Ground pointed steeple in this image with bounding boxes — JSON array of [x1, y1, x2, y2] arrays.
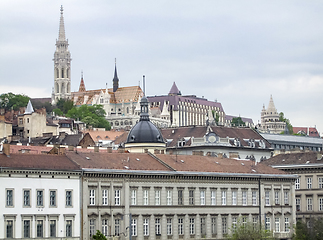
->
[[168, 82, 181, 96], [78, 72, 86, 92], [113, 59, 119, 92], [267, 95, 277, 114], [25, 100, 34, 114], [58, 5, 66, 41]]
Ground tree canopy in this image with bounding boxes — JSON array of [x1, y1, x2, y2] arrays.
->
[[66, 104, 111, 130], [92, 230, 107, 240], [231, 117, 246, 127], [0, 92, 30, 111], [293, 219, 323, 240], [228, 220, 275, 240], [279, 112, 293, 134]]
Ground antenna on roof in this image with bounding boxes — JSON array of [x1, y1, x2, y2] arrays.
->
[[143, 75, 145, 96]]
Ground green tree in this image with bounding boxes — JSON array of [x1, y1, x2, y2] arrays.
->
[[228, 220, 275, 240], [53, 108, 64, 116], [66, 104, 111, 130], [54, 98, 74, 114], [0, 92, 30, 111], [32, 100, 53, 114], [293, 218, 323, 240], [231, 117, 246, 127], [279, 112, 293, 134], [92, 230, 107, 240]]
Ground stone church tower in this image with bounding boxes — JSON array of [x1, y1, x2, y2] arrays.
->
[[260, 95, 286, 134], [52, 6, 71, 104]]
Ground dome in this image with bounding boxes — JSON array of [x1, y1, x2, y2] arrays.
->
[[126, 95, 165, 144], [126, 120, 164, 143]]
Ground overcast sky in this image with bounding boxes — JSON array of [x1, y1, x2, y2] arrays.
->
[[1, 0, 322, 135]]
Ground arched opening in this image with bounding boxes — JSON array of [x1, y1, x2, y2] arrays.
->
[[61, 69, 64, 78], [61, 83, 65, 93], [56, 83, 59, 93]]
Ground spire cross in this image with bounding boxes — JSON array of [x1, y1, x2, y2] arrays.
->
[[60, 5, 63, 14]]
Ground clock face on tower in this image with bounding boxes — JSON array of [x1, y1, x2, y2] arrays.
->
[[206, 132, 218, 143]]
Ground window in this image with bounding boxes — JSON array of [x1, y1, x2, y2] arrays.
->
[[90, 189, 95, 205], [242, 216, 247, 227], [167, 218, 172, 235], [102, 219, 108, 237], [115, 219, 120, 236], [200, 190, 205, 205], [189, 189, 194, 205], [115, 189, 120, 205], [284, 217, 290, 232], [66, 220, 72, 237], [295, 178, 300, 189], [318, 177, 323, 188], [221, 190, 226, 205], [24, 190, 30, 207], [6, 220, 13, 238], [6, 189, 13, 207], [143, 218, 149, 236], [284, 191, 289, 205], [155, 190, 161, 205], [178, 189, 183, 205], [50, 190, 56, 207], [143, 189, 149, 205], [167, 190, 172, 205], [131, 218, 137, 236], [274, 190, 280, 205], [37, 190, 43, 207], [275, 217, 280, 232], [131, 189, 137, 205], [232, 190, 237, 205], [307, 177, 312, 189], [265, 191, 270, 206], [253, 216, 258, 230], [296, 198, 301, 211], [37, 220, 43, 237], [155, 218, 161, 235], [307, 197, 313, 211], [232, 217, 237, 230], [242, 190, 247, 206], [24, 220, 30, 238], [178, 217, 184, 235], [222, 217, 227, 234], [265, 217, 270, 230], [66, 190, 72, 206], [211, 217, 217, 234], [319, 198, 323, 211], [50, 220, 56, 237], [252, 191, 257, 205], [211, 190, 216, 205], [102, 189, 108, 205], [189, 217, 195, 235], [200, 217, 206, 235], [90, 219, 96, 237]]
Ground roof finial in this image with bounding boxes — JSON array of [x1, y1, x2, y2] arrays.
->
[[143, 75, 145, 96]]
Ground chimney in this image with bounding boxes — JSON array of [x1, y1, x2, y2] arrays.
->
[[94, 146, 99, 152], [107, 147, 112, 153], [2, 143, 10, 156]]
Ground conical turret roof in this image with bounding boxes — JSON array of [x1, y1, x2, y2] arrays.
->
[[267, 95, 277, 113], [168, 82, 181, 96], [78, 73, 86, 92], [25, 100, 34, 114], [58, 5, 66, 41]]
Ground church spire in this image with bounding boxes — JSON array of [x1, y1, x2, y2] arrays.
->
[[113, 58, 119, 92], [58, 5, 66, 41], [78, 71, 86, 92]]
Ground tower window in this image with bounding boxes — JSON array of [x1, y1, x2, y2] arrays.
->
[[61, 69, 64, 78]]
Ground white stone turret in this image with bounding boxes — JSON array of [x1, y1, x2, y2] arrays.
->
[[52, 5, 72, 104]]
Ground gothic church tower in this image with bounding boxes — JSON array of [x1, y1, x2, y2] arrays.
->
[[52, 6, 71, 104]]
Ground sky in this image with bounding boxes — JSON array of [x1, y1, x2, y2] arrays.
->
[[0, 0, 322, 136]]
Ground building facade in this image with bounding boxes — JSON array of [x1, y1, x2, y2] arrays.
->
[[67, 151, 297, 240], [262, 151, 323, 226], [0, 145, 81, 239]]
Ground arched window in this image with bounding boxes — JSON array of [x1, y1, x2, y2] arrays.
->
[[61, 69, 64, 78], [67, 68, 69, 78], [56, 83, 59, 93], [61, 83, 65, 93], [56, 68, 59, 78], [67, 83, 70, 93]]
